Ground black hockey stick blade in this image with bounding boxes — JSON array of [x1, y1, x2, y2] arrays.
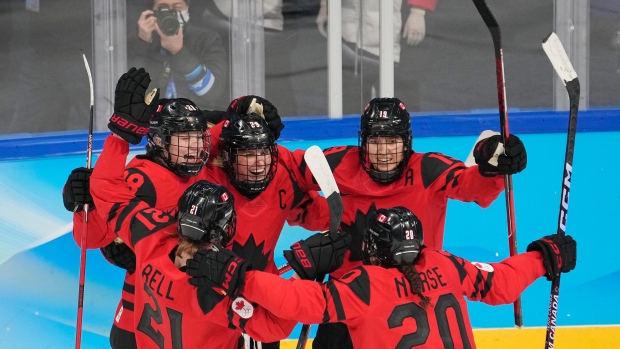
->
[[472, 0, 499, 30], [541, 32, 580, 349]]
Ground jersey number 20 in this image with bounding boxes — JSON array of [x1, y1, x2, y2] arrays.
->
[[388, 293, 471, 349]]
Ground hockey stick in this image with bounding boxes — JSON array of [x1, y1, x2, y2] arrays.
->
[[74, 52, 94, 349], [471, 0, 522, 328], [541, 32, 579, 349], [296, 145, 344, 349]]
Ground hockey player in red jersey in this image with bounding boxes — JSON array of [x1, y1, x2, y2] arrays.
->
[[90, 130, 299, 347], [207, 111, 330, 274], [273, 97, 528, 349], [201, 106, 331, 349], [189, 206, 577, 349], [62, 68, 212, 349]]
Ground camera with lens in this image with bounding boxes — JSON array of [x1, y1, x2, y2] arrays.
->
[[153, 7, 180, 36]]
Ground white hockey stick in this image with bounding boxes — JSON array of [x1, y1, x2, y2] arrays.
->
[[541, 32, 579, 349], [294, 145, 343, 349], [304, 145, 343, 234]]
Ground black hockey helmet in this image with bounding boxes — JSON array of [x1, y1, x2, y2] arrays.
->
[[148, 98, 210, 177], [219, 113, 278, 199], [358, 97, 413, 184], [177, 180, 236, 246], [363, 206, 423, 267]]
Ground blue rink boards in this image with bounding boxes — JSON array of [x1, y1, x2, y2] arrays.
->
[[0, 128, 618, 348]]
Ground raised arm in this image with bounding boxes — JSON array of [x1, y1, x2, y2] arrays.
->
[[447, 234, 576, 305]]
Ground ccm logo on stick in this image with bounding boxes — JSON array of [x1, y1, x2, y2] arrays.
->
[[291, 242, 312, 268], [559, 163, 572, 233]]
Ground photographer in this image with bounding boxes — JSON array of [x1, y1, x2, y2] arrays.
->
[[129, 0, 228, 111]]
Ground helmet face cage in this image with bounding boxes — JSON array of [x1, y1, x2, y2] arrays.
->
[[156, 130, 210, 177], [358, 98, 413, 184], [148, 98, 210, 177], [176, 181, 237, 246], [220, 113, 279, 199], [363, 206, 423, 267]]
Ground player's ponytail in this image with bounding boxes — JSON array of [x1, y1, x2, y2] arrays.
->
[[398, 264, 432, 308]]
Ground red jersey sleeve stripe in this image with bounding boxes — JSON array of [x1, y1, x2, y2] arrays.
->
[[122, 282, 135, 294], [121, 299, 134, 312], [321, 289, 330, 323], [326, 282, 347, 321]]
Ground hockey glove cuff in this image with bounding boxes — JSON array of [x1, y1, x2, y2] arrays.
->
[[186, 247, 252, 298], [283, 231, 352, 280], [62, 167, 94, 212], [100, 240, 136, 274], [527, 234, 577, 281]]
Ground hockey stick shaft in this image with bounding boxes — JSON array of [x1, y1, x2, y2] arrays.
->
[[75, 52, 94, 349], [296, 146, 343, 349], [542, 32, 579, 349], [471, 0, 522, 328]]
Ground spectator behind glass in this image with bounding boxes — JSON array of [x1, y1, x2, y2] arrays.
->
[[316, 0, 437, 114], [128, 0, 228, 111], [198, 0, 302, 117]]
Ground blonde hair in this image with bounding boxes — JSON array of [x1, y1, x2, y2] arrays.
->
[[176, 235, 209, 259]]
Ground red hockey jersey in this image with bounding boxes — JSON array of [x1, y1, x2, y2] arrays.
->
[[73, 135, 207, 335], [91, 135, 297, 348], [279, 146, 504, 277], [202, 164, 330, 275], [201, 121, 331, 274], [242, 249, 546, 349]]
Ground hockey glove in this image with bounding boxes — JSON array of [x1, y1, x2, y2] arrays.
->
[[474, 134, 527, 177], [283, 231, 352, 281], [527, 234, 577, 281], [202, 109, 227, 126], [186, 247, 252, 297], [109, 67, 160, 144], [62, 167, 94, 212], [100, 240, 136, 274], [227, 95, 284, 140]]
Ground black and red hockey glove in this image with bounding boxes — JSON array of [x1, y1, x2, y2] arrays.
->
[[474, 134, 527, 177], [283, 231, 352, 281], [62, 167, 94, 212], [100, 240, 136, 274], [527, 234, 577, 281], [202, 109, 227, 125], [186, 247, 252, 298], [227, 95, 284, 140], [108, 67, 160, 144]]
